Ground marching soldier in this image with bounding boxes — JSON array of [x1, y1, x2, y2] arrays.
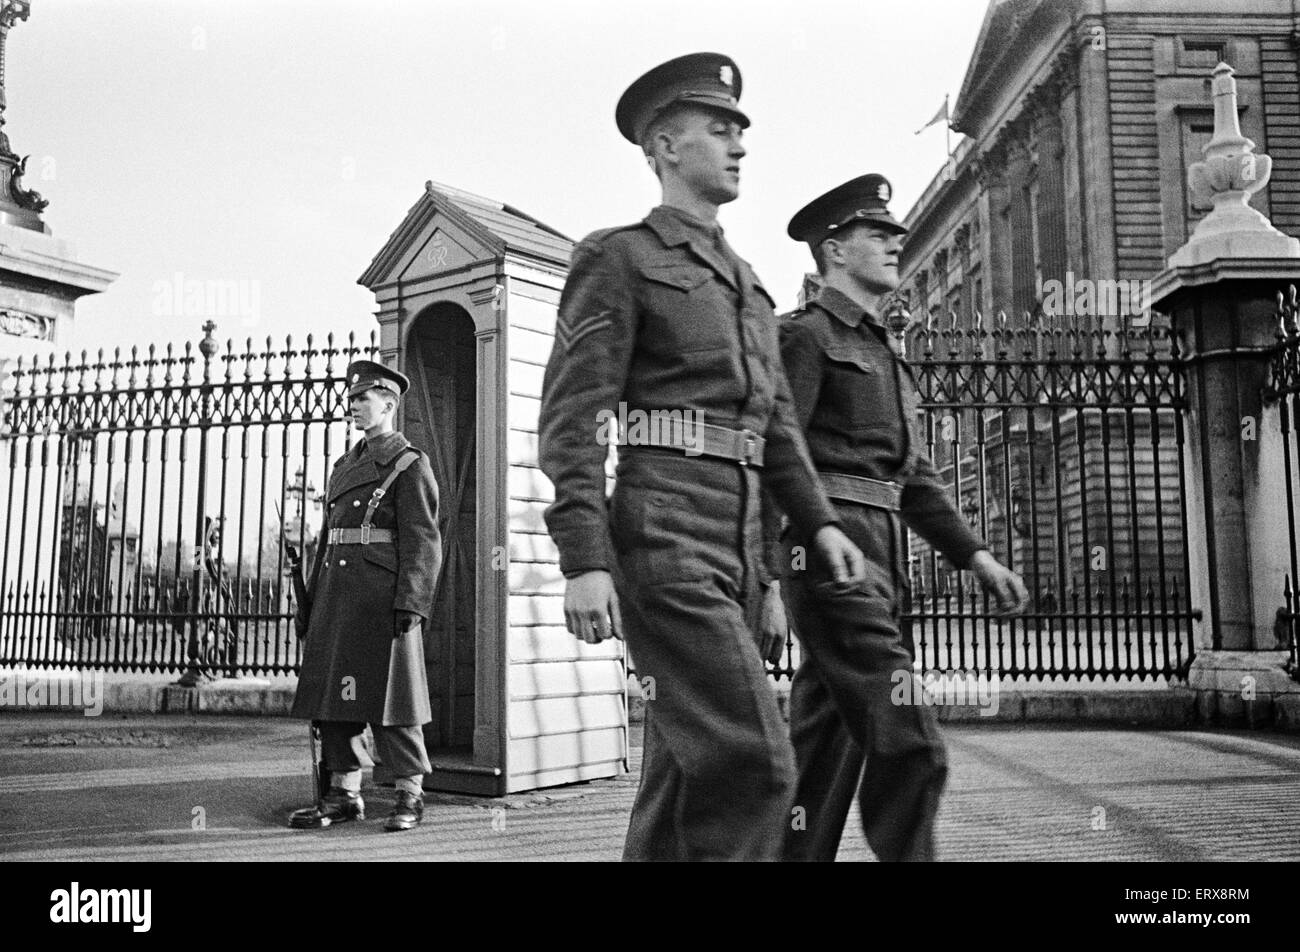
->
[[772, 174, 1028, 861], [289, 360, 442, 832], [538, 52, 866, 861]]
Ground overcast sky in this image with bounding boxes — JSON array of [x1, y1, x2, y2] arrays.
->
[[16, 0, 987, 354]]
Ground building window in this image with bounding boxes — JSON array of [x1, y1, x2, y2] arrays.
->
[[947, 285, 963, 325], [1181, 114, 1216, 227], [1178, 37, 1227, 70]]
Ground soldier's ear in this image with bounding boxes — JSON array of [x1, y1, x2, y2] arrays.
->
[[821, 237, 845, 268]]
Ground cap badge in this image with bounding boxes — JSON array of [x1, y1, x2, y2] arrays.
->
[[351, 374, 360, 383], [877, 181, 891, 202], [719, 64, 733, 88]]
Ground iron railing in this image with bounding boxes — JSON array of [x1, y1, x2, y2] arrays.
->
[[1263, 287, 1300, 679], [900, 310, 1194, 682], [1, 309, 1201, 685], [0, 322, 376, 677]]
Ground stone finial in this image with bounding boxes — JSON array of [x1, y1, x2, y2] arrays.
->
[[1171, 63, 1300, 267]]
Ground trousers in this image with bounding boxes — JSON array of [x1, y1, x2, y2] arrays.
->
[[781, 502, 948, 862], [319, 721, 432, 779], [613, 453, 796, 861]]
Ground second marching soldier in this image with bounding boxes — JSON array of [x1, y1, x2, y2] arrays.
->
[[289, 360, 442, 832], [539, 53, 865, 861], [773, 175, 1028, 861]]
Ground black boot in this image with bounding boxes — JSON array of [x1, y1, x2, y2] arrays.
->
[[289, 789, 364, 829], [384, 790, 423, 832]]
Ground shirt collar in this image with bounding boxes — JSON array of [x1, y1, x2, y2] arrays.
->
[[815, 285, 886, 331], [645, 204, 724, 248]]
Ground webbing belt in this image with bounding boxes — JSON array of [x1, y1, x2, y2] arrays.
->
[[326, 449, 418, 545], [819, 471, 903, 512], [640, 421, 766, 467]]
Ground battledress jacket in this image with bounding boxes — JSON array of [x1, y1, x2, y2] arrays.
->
[[538, 204, 838, 578], [765, 286, 986, 575]]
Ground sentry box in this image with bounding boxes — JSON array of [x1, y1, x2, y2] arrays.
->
[[358, 182, 627, 795]]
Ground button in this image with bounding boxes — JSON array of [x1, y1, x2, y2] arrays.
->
[[353, 500, 361, 507], [323, 562, 330, 568], [339, 559, 347, 566], [329, 503, 335, 510]]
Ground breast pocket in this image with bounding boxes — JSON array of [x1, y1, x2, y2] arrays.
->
[[824, 347, 893, 432], [638, 263, 732, 354]]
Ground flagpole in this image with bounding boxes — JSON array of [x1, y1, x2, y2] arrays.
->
[[944, 94, 952, 159]]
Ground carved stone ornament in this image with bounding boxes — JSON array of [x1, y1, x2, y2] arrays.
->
[[0, 307, 53, 340], [8, 153, 46, 212], [1171, 62, 1300, 266]]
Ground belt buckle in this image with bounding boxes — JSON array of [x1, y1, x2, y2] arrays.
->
[[886, 481, 902, 507], [738, 429, 759, 467], [359, 525, 372, 545]]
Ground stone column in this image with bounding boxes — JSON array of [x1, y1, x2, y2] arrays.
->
[[1151, 63, 1300, 726], [975, 144, 1012, 316], [1031, 81, 1069, 293], [1005, 128, 1038, 319]]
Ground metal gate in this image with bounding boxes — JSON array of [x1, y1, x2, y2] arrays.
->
[[1264, 287, 1300, 679], [901, 310, 1195, 682], [0, 321, 377, 678], [2, 312, 1198, 683]]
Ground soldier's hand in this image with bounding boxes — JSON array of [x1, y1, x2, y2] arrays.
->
[[393, 609, 422, 638], [564, 570, 623, 644], [968, 550, 1029, 614], [811, 525, 866, 586], [758, 581, 788, 665]]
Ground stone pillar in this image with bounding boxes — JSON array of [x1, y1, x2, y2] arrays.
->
[[975, 144, 1012, 317], [1151, 63, 1300, 726], [0, 2, 116, 661], [1031, 82, 1069, 291], [1005, 130, 1038, 319]]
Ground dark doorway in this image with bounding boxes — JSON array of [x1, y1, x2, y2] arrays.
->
[[404, 303, 477, 752]]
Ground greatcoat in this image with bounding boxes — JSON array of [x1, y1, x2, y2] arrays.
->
[[290, 430, 441, 727]]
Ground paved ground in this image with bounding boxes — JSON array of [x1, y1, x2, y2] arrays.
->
[[1, 712, 1297, 861]]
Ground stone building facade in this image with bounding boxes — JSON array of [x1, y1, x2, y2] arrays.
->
[[899, 0, 1300, 345], [890, 0, 1300, 624]]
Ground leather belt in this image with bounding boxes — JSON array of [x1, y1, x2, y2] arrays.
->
[[642, 421, 766, 467], [327, 527, 393, 545], [819, 471, 903, 511]]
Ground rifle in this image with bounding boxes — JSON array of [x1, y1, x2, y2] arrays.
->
[[288, 722, 333, 829], [279, 503, 332, 829]]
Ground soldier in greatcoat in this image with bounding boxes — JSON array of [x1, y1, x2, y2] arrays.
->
[[289, 360, 442, 832]]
